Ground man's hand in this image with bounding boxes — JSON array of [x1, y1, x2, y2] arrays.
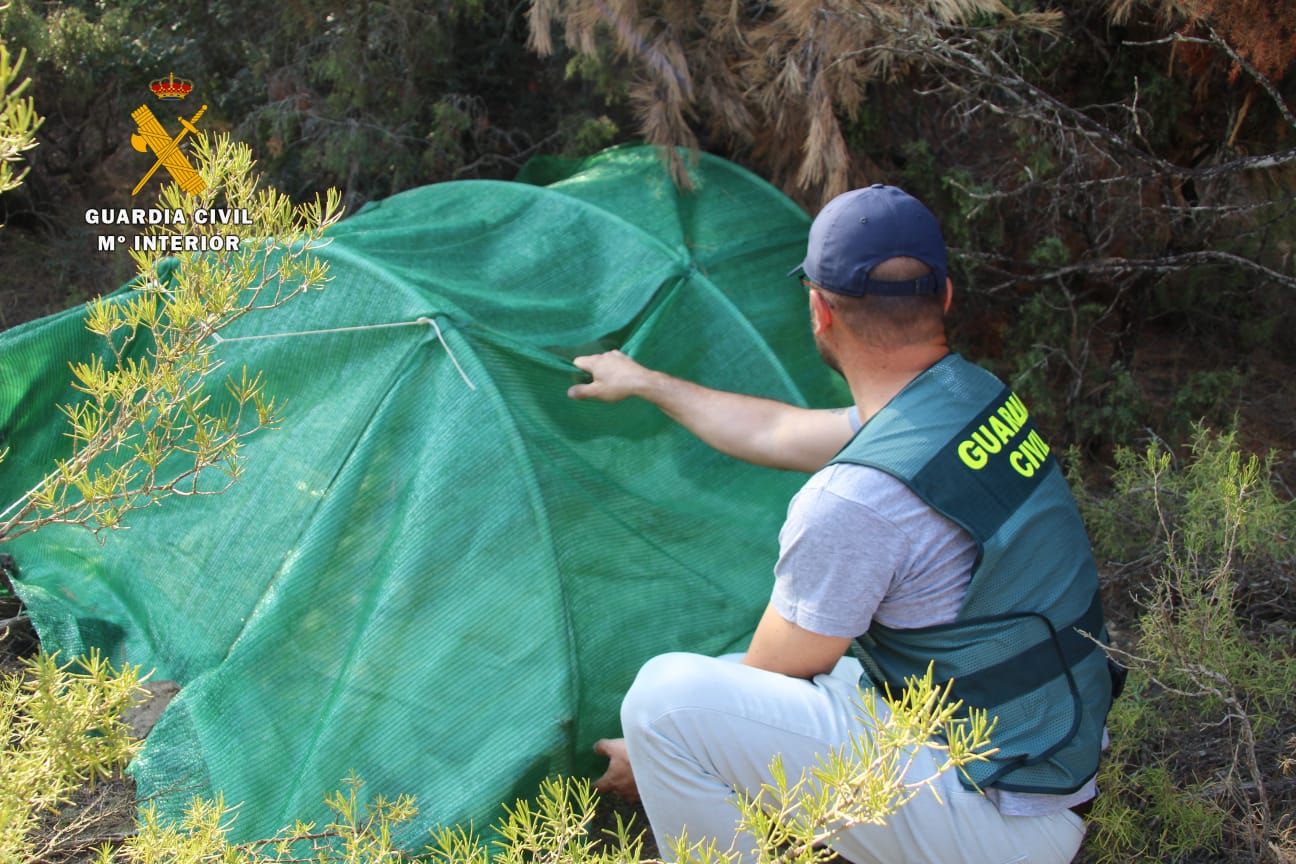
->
[[568, 350, 654, 402], [592, 737, 639, 802]]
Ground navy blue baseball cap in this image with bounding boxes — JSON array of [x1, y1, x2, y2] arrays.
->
[[788, 184, 947, 297]]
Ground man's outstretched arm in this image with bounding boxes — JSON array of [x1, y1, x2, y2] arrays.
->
[[567, 350, 854, 473]]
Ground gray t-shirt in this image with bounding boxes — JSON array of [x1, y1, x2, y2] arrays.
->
[[770, 409, 1097, 816]]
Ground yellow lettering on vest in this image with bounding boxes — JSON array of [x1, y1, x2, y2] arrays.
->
[[996, 405, 1019, 435], [958, 392, 1039, 473], [1027, 429, 1050, 462], [971, 427, 1002, 454], [1015, 429, 1049, 474], [959, 439, 988, 469], [988, 415, 1014, 444], [1001, 393, 1029, 429]]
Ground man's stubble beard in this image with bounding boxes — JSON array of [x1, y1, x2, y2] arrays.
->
[[813, 329, 843, 377]]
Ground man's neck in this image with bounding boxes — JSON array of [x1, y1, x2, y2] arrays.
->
[[842, 341, 951, 424]]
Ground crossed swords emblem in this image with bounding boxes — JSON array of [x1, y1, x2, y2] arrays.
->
[[130, 103, 207, 197]]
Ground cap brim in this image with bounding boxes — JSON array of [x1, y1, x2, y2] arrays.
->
[[786, 262, 807, 279]]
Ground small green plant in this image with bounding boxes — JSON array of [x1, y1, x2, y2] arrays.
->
[[562, 115, 621, 158], [102, 773, 418, 864], [714, 664, 996, 864], [1007, 286, 1147, 451], [0, 651, 144, 863], [1087, 677, 1230, 863], [1027, 235, 1070, 268], [435, 663, 995, 864], [1166, 369, 1245, 441], [1074, 426, 1296, 863], [78, 665, 993, 863]]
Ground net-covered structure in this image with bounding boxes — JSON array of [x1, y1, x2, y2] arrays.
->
[[0, 145, 848, 844]]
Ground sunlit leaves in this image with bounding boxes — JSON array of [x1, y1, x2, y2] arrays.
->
[[0, 135, 343, 542], [0, 652, 143, 862], [0, 41, 41, 198]]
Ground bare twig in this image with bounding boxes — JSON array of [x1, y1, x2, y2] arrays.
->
[[985, 251, 1296, 292]]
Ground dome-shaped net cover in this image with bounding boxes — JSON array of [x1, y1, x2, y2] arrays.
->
[[0, 145, 848, 844]]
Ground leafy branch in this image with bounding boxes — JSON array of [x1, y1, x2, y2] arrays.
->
[[690, 664, 996, 864], [0, 39, 40, 198], [0, 134, 343, 543]]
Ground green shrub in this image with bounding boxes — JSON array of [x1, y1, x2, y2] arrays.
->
[[70, 668, 990, 860], [0, 651, 143, 862], [1003, 286, 1147, 452], [1166, 369, 1245, 443], [1074, 426, 1296, 862]]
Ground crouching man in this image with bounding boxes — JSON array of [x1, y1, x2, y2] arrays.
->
[[567, 185, 1116, 864]]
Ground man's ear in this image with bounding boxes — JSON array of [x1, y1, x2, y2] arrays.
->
[[943, 277, 954, 314], [809, 288, 833, 334]]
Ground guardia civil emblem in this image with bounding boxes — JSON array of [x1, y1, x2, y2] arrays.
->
[[130, 73, 206, 196]]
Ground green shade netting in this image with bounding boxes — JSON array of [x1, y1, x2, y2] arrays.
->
[[0, 145, 848, 844]]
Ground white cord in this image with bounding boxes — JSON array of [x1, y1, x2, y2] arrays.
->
[[211, 316, 477, 390], [419, 317, 477, 391]]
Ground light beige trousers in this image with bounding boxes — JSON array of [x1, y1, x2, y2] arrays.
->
[[621, 652, 1086, 864]]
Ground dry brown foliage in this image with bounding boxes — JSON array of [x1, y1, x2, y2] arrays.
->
[[527, 0, 1059, 203], [1111, 0, 1296, 81], [526, 1, 1296, 455]]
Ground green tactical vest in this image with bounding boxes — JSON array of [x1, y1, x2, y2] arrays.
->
[[831, 353, 1114, 794]]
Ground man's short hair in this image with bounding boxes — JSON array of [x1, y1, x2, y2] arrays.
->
[[814, 256, 945, 348]]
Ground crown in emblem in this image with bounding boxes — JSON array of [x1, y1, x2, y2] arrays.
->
[[149, 72, 193, 100]]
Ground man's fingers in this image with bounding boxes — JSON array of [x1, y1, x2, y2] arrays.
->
[[591, 738, 639, 801], [592, 770, 640, 802], [568, 351, 638, 402], [569, 355, 602, 401], [572, 350, 627, 374], [594, 737, 630, 759]]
